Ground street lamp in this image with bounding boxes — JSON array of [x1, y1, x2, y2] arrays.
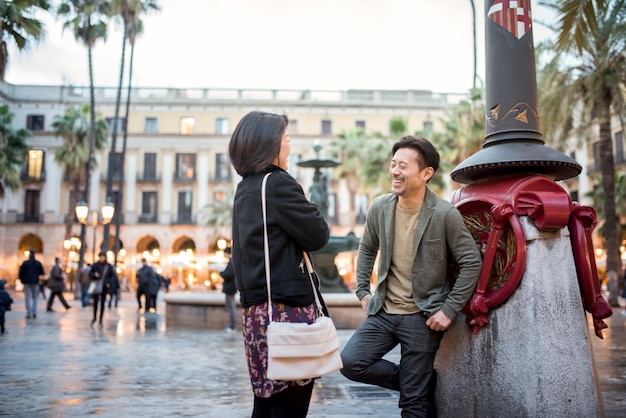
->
[[75, 201, 115, 263]]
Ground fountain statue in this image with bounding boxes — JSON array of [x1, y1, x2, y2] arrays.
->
[[298, 144, 359, 292]]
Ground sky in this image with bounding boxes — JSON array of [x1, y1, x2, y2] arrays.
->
[[5, 0, 557, 94]]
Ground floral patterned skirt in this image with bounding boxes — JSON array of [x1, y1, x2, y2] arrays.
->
[[242, 301, 318, 398]]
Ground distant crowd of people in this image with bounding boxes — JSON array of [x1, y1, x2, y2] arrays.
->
[[0, 249, 172, 333]]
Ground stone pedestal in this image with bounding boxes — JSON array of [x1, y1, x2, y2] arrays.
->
[[435, 217, 604, 417]]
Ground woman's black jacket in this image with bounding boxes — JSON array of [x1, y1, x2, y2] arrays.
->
[[232, 166, 330, 308]]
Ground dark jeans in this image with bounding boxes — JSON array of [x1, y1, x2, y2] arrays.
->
[[92, 294, 106, 324], [80, 284, 90, 307], [251, 380, 314, 418], [136, 286, 149, 310], [0, 308, 5, 333], [46, 290, 70, 310], [340, 311, 444, 418], [107, 290, 119, 308]]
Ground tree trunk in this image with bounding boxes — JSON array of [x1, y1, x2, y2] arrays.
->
[[598, 103, 620, 307], [78, 46, 97, 271], [114, 40, 135, 266], [103, 22, 128, 254]]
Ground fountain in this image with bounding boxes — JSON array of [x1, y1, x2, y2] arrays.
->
[[297, 144, 359, 292]]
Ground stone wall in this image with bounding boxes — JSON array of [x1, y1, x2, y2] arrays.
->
[[165, 291, 366, 330]]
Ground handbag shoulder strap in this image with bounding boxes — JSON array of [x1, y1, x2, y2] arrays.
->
[[262, 173, 323, 322]]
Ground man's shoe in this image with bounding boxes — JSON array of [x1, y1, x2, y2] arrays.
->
[[25, 315, 32, 319], [46, 308, 54, 312], [223, 327, 236, 333], [65, 306, 72, 311]]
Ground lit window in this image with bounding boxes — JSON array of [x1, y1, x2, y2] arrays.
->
[[180, 117, 195, 135], [27, 150, 44, 179]]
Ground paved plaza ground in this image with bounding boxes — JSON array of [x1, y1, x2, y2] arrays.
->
[[1, 290, 624, 417]]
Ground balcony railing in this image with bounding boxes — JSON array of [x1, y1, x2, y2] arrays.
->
[[173, 173, 196, 183], [20, 172, 46, 182], [138, 214, 158, 224], [137, 173, 161, 183], [171, 215, 196, 225], [17, 213, 43, 223]]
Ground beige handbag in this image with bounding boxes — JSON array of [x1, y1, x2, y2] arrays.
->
[[261, 173, 343, 381]]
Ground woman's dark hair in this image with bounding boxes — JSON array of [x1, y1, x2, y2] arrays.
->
[[229, 111, 288, 176], [392, 135, 440, 173]]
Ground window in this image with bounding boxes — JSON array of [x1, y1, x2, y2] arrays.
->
[[143, 153, 157, 180], [24, 190, 41, 222], [140, 191, 158, 223], [321, 119, 332, 135], [177, 191, 193, 223], [355, 193, 368, 224], [288, 119, 298, 135], [214, 153, 231, 181], [355, 120, 366, 132], [422, 121, 434, 131], [615, 131, 624, 164], [145, 117, 158, 133], [175, 153, 196, 180], [592, 142, 601, 172], [216, 117, 229, 134], [287, 153, 301, 179], [107, 152, 123, 181], [180, 117, 195, 135], [106, 117, 125, 133], [26, 115, 45, 131], [26, 149, 45, 180]]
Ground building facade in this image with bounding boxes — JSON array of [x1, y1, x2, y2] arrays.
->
[[0, 82, 462, 289]]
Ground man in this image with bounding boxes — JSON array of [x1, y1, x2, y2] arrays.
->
[[136, 258, 156, 313], [340, 136, 482, 417], [220, 248, 237, 332], [18, 249, 45, 319], [46, 257, 71, 312], [77, 264, 91, 308]]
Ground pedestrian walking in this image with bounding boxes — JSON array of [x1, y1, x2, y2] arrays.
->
[[229, 111, 330, 417], [78, 264, 91, 308], [46, 257, 71, 312], [18, 249, 45, 319], [136, 258, 156, 313], [105, 267, 121, 310], [89, 252, 117, 327], [147, 273, 162, 313], [38, 275, 47, 301], [220, 252, 237, 333], [339, 136, 482, 417], [0, 278, 14, 334]]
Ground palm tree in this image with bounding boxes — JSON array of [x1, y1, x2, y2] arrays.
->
[[329, 127, 393, 230], [57, 0, 110, 269], [540, 0, 626, 305], [0, 0, 50, 80], [432, 87, 486, 192], [52, 104, 108, 240], [0, 104, 29, 197], [202, 190, 234, 241], [104, 0, 160, 256]]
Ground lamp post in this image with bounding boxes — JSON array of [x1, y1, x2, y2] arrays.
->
[[63, 236, 82, 293], [75, 201, 115, 264]]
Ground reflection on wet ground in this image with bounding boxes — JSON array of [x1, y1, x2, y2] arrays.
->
[[1, 293, 624, 417]]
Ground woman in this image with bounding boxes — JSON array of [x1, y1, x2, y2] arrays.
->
[[89, 252, 117, 327], [229, 111, 330, 417]]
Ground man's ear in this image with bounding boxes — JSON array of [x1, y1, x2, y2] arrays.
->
[[423, 167, 435, 182]]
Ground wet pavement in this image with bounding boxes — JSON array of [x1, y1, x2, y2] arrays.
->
[[1, 291, 625, 418]]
